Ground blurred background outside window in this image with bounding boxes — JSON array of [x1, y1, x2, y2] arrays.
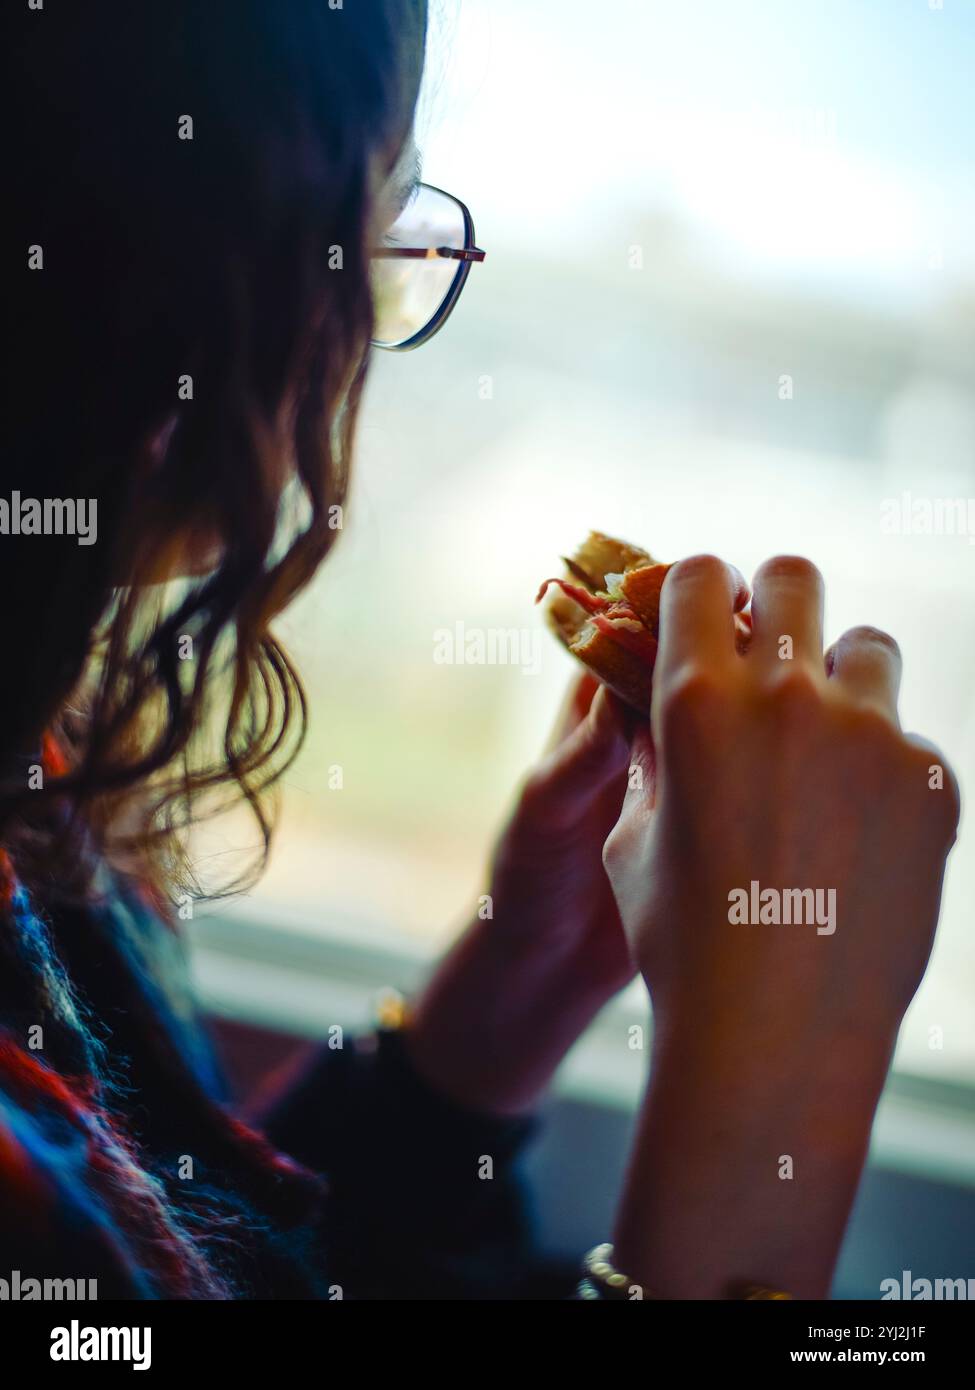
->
[[196, 0, 975, 1094]]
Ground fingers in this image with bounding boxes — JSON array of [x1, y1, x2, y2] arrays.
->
[[583, 684, 633, 773], [749, 555, 825, 672], [826, 625, 902, 724], [655, 555, 750, 683], [544, 671, 601, 754], [529, 684, 631, 821]]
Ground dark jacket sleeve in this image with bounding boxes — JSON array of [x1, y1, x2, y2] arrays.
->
[[260, 1026, 540, 1299]]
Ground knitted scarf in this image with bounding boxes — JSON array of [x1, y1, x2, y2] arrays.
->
[[0, 836, 330, 1298]]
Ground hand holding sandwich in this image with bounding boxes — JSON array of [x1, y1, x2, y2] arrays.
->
[[602, 551, 960, 1297], [408, 531, 684, 1114], [406, 670, 637, 1115], [410, 532, 958, 1299]]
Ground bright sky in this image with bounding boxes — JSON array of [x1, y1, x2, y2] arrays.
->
[[420, 0, 975, 304]]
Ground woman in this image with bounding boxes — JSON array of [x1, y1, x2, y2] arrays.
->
[[4, 0, 958, 1299]]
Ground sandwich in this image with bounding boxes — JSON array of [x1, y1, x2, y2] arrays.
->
[[536, 532, 670, 712], [536, 531, 750, 712]]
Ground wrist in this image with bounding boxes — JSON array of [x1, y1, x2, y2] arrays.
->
[[649, 1008, 897, 1116], [407, 915, 612, 1117], [612, 1017, 895, 1298]]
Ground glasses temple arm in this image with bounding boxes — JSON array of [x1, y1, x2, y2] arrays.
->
[[372, 246, 486, 262]]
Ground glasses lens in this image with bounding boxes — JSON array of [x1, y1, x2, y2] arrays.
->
[[371, 184, 468, 348]]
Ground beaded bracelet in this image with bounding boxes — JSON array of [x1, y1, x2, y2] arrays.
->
[[577, 1243, 793, 1301]]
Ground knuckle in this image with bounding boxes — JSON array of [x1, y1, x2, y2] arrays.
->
[[754, 554, 823, 590], [904, 741, 962, 834], [602, 819, 635, 876], [659, 667, 725, 730], [763, 666, 822, 720], [601, 827, 622, 874], [943, 774, 963, 837], [846, 703, 901, 758]]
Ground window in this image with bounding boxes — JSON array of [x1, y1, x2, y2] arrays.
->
[[200, 0, 975, 1090]]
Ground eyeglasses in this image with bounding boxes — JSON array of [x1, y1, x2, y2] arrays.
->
[[370, 183, 485, 351]]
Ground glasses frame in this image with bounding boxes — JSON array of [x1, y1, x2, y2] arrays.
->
[[370, 183, 486, 351]]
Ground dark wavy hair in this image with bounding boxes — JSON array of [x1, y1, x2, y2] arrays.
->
[[7, 0, 426, 902], [2, 0, 428, 1301]]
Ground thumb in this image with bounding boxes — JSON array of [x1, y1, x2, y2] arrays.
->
[[532, 685, 631, 824], [559, 684, 632, 783]]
